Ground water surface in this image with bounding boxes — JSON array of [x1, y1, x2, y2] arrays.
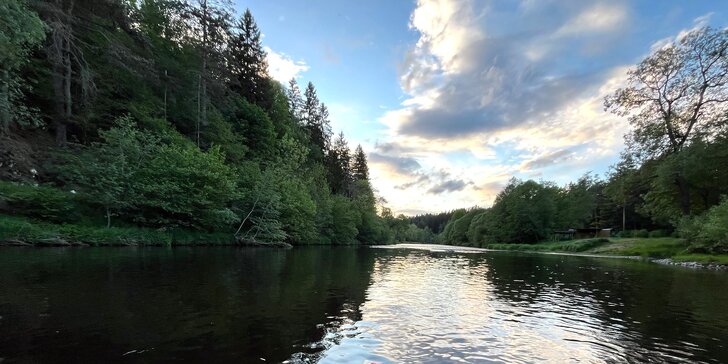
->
[[0, 246, 726, 363]]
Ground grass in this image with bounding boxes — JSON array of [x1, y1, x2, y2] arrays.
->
[[0, 215, 235, 246], [671, 254, 728, 265], [485, 237, 728, 265], [589, 237, 689, 258], [486, 238, 611, 253]]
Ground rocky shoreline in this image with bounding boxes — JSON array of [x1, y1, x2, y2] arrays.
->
[[651, 258, 728, 271]]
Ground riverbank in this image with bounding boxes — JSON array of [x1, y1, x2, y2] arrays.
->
[[380, 240, 728, 269], [0, 215, 293, 247], [484, 237, 728, 265]]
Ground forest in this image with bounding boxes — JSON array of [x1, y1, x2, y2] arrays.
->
[[0, 0, 402, 245], [1, 1, 727, 251]]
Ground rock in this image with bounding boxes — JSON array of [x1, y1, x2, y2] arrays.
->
[[0, 239, 32, 246]]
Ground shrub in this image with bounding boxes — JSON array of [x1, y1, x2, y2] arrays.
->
[[616, 230, 632, 238], [697, 199, 728, 253], [648, 229, 667, 238], [0, 181, 80, 223], [633, 229, 649, 238]]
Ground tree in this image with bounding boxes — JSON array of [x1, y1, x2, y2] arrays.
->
[[0, 0, 45, 133], [59, 117, 160, 228], [327, 132, 353, 195], [287, 78, 304, 122], [33, 0, 97, 145], [330, 195, 358, 244], [606, 27, 728, 158], [483, 179, 559, 244], [605, 27, 728, 215], [186, 0, 231, 147], [302, 82, 331, 159], [351, 144, 369, 181], [227, 9, 271, 108]]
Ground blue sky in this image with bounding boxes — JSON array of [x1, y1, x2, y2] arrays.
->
[[235, 0, 728, 215]]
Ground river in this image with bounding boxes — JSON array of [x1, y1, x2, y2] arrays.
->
[[0, 245, 726, 363]]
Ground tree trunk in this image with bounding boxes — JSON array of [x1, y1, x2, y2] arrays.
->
[[106, 207, 111, 228], [199, 0, 208, 148], [676, 175, 691, 215], [0, 70, 10, 134]]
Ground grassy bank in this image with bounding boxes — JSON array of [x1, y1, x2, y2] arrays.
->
[[485, 237, 728, 265], [0, 215, 235, 246]]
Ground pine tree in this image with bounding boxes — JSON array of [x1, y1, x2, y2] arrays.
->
[[287, 78, 304, 123], [303, 82, 331, 158], [327, 132, 353, 196], [228, 8, 271, 108], [351, 144, 369, 181]]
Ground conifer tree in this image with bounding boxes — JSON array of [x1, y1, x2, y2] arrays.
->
[[302, 82, 331, 159], [327, 132, 353, 195], [228, 8, 271, 108], [287, 78, 304, 122], [351, 144, 369, 181]]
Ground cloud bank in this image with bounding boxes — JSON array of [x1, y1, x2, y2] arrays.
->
[[371, 0, 640, 214]]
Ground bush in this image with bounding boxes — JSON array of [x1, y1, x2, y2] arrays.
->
[[0, 181, 80, 223], [616, 230, 632, 238], [648, 229, 667, 238], [633, 229, 649, 238], [0, 215, 236, 246], [697, 199, 728, 253]]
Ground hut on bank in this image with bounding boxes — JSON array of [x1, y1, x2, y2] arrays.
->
[[553, 228, 612, 240]]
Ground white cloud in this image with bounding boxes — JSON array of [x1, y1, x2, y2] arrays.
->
[[264, 47, 309, 83], [555, 3, 628, 37], [369, 0, 639, 214]]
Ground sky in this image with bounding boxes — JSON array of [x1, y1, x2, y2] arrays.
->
[[235, 0, 728, 216]]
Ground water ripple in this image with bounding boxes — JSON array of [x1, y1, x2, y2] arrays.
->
[[292, 247, 728, 363]]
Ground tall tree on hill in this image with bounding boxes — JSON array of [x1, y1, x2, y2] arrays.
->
[[351, 144, 369, 181], [287, 78, 304, 122], [327, 132, 353, 196], [228, 9, 271, 109], [187, 0, 231, 147], [33, 0, 96, 146], [302, 82, 331, 159]]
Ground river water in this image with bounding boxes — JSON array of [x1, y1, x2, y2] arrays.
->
[[0, 245, 727, 363]]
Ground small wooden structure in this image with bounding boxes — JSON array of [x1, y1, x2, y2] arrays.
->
[[553, 228, 611, 240]]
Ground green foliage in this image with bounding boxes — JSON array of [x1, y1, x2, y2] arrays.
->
[[0, 181, 79, 223], [137, 144, 238, 229], [57, 117, 160, 226], [680, 199, 728, 254], [648, 230, 667, 238], [0, 2, 398, 246], [486, 238, 609, 252], [633, 229, 649, 238], [443, 208, 484, 245], [607, 238, 688, 258], [0, 215, 234, 246], [0, 0, 45, 131], [483, 179, 559, 244], [330, 195, 358, 244]]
